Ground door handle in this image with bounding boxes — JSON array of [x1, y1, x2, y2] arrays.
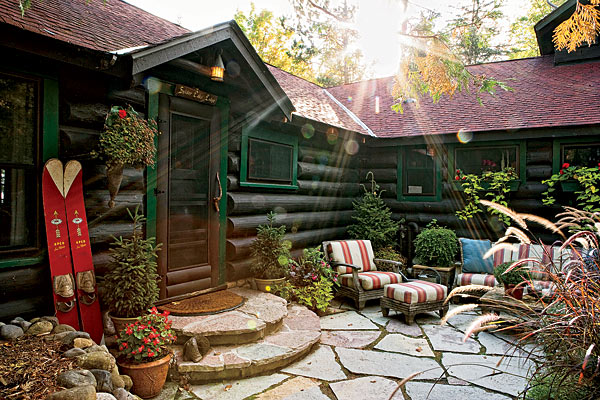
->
[[213, 172, 223, 212]]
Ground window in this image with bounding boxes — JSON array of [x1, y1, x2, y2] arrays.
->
[[455, 145, 519, 175], [241, 125, 298, 189], [561, 142, 600, 167], [0, 72, 40, 252], [398, 145, 441, 201]]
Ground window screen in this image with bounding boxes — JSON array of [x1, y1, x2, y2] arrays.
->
[[562, 143, 600, 167], [0, 73, 39, 250], [403, 146, 435, 196], [247, 137, 293, 183], [455, 146, 519, 175]]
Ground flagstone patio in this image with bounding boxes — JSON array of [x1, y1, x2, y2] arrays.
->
[[166, 298, 540, 400]]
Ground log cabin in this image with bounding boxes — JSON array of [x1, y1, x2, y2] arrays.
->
[[0, 0, 598, 320]]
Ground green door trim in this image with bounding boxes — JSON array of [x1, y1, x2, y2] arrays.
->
[[144, 77, 228, 284]]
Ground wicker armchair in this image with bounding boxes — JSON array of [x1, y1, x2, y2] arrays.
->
[[323, 239, 441, 310]]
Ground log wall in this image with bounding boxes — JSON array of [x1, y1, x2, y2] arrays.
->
[[225, 123, 363, 280]]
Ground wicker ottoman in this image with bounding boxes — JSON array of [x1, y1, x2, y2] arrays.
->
[[381, 281, 449, 325]]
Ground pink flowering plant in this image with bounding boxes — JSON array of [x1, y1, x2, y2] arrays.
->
[[276, 247, 338, 313], [116, 307, 176, 363]]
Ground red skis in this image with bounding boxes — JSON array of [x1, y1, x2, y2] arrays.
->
[[64, 161, 103, 343], [42, 159, 80, 330], [43, 159, 103, 342]]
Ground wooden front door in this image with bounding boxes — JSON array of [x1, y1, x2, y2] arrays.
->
[[156, 95, 221, 299]]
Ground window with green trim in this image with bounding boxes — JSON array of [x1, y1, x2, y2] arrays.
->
[[241, 125, 298, 189], [0, 72, 41, 253], [455, 145, 519, 175], [398, 145, 441, 201], [561, 142, 600, 167]]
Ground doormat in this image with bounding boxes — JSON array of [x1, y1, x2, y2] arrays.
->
[[157, 290, 244, 316]]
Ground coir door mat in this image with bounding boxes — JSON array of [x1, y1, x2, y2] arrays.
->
[[158, 290, 244, 316]]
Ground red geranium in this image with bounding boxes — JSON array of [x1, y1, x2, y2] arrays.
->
[[562, 163, 570, 169], [118, 109, 127, 119], [116, 308, 176, 363]]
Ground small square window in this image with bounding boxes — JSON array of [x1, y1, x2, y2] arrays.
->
[[398, 145, 441, 202], [240, 125, 298, 189]]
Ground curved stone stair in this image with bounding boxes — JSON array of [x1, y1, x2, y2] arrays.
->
[[169, 288, 321, 383]]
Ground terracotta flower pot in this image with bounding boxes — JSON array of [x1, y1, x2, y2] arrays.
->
[[106, 163, 124, 208], [253, 277, 286, 293], [505, 284, 524, 300], [118, 352, 172, 398], [108, 312, 138, 335]]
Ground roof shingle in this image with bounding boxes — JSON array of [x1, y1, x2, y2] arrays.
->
[[327, 56, 600, 138], [1, 0, 190, 52]]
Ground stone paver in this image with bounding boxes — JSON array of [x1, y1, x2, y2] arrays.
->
[[404, 381, 511, 400], [444, 312, 479, 333], [386, 319, 423, 336], [442, 352, 534, 397], [320, 331, 380, 349], [422, 324, 481, 354], [361, 311, 391, 327], [282, 345, 346, 381], [330, 376, 398, 400], [336, 347, 443, 380], [256, 376, 321, 399], [283, 386, 330, 400], [320, 311, 379, 330], [374, 334, 435, 357], [190, 373, 287, 400], [476, 332, 514, 356]]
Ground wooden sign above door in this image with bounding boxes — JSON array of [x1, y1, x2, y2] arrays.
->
[[174, 84, 218, 105]]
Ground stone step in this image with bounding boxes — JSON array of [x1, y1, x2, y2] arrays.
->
[[171, 304, 321, 383], [169, 288, 288, 346]]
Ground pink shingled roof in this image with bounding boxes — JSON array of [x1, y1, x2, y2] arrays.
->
[[327, 56, 600, 138], [267, 65, 371, 136], [0, 0, 190, 52]]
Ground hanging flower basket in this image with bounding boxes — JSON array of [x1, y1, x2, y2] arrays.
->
[[100, 105, 158, 207]]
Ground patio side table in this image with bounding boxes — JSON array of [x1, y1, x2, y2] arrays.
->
[[412, 264, 456, 291]]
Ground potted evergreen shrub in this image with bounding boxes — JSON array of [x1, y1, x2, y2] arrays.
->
[[494, 262, 529, 300], [250, 212, 290, 292], [100, 105, 158, 207], [103, 206, 162, 332], [413, 220, 458, 268], [116, 307, 176, 398]]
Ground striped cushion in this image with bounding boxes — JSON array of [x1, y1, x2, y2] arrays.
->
[[384, 281, 447, 304], [528, 279, 553, 294], [455, 273, 498, 287], [492, 246, 514, 267], [513, 244, 578, 279], [328, 240, 376, 274], [339, 271, 402, 290]]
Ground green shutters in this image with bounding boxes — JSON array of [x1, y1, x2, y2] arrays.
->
[[397, 145, 441, 202], [240, 124, 298, 189]]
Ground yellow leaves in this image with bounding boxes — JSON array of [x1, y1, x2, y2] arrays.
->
[[553, 1, 600, 53]]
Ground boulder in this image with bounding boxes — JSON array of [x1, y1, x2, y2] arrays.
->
[[48, 384, 96, 400], [77, 352, 116, 371], [0, 324, 24, 340], [112, 388, 136, 400], [96, 393, 117, 400], [61, 331, 91, 345], [26, 320, 54, 335], [74, 338, 95, 349], [120, 375, 133, 391], [90, 369, 113, 393], [53, 324, 76, 334], [111, 374, 125, 389], [64, 348, 87, 358], [57, 370, 97, 388], [41, 316, 60, 326], [86, 345, 109, 354]]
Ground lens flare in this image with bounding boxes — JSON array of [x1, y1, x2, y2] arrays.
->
[[247, 320, 257, 329], [457, 129, 473, 144], [301, 123, 315, 139], [345, 140, 359, 155], [326, 127, 339, 145]]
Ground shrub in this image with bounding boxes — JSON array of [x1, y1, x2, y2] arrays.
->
[[288, 247, 338, 287], [494, 261, 529, 286], [277, 277, 335, 313], [103, 207, 161, 318], [348, 172, 400, 251], [250, 212, 290, 279], [413, 220, 458, 268], [542, 164, 600, 213]]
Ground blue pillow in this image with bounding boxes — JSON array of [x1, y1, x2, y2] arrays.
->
[[460, 238, 493, 274]]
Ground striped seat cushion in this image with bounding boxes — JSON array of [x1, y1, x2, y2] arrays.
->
[[328, 240, 376, 274], [528, 279, 553, 294], [455, 273, 498, 287], [514, 244, 577, 279], [384, 281, 447, 304], [339, 271, 402, 290]]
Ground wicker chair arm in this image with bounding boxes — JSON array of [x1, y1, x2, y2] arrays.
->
[[332, 262, 360, 270], [414, 266, 442, 284]]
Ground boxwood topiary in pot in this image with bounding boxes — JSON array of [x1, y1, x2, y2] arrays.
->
[[413, 220, 458, 268], [103, 206, 162, 331], [250, 212, 291, 292], [494, 261, 529, 300]]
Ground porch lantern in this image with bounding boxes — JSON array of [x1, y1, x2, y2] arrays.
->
[[211, 50, 225, 82]]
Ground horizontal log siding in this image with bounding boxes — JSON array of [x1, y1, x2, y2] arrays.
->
[[226, 124, 363, 281]]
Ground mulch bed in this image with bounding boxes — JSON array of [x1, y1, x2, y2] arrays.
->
[[0, 336, 73, 399], [158, 290, 244, 316]]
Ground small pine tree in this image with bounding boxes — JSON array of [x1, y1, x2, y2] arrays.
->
[[348, 172, 400, 251]]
